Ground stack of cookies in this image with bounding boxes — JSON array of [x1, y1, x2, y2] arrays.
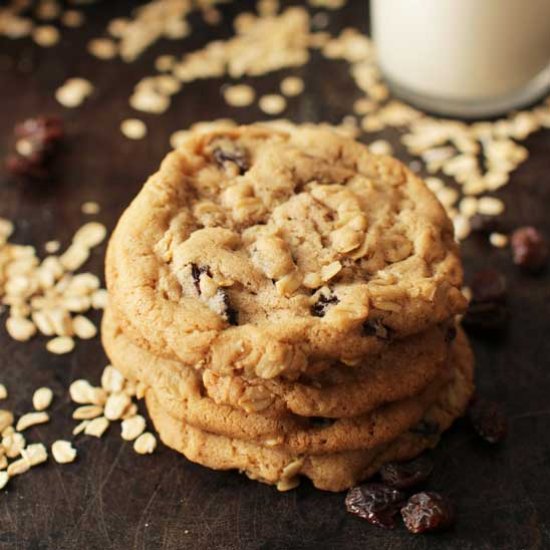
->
[[102, 125, 474, 491]]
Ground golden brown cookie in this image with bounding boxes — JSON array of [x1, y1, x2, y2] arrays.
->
[[105, 125, 466, 379], [102, 306, 451, 419], [145, 329, 474, 491]]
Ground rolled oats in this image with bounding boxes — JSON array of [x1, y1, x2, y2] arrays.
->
[[32, 387, 53, 411], [121, 118, 147, 140], [121, 415, 146, 441], [259, 94, 287, 115], [51, 440, 77, 464], [0, 385, 6, 400], [73, 405, 103, 420], [46, 335, 75, 354], [104, 392, 131, 421], [133, 432, 157, 455], [22, 442, 48, 466], [72, 315, 97, 339], [16, 411, 49, 432], [6, 316, 36, 342], [84, 416, 109, 438]]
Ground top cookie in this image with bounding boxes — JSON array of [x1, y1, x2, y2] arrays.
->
[[107, 125, 466, 378]]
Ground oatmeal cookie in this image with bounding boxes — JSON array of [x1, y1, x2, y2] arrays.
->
[[144, 330, 474, 491], [106, 126, 466, 378]]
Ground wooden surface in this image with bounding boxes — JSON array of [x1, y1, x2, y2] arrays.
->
[[1, 2, 549, 549]]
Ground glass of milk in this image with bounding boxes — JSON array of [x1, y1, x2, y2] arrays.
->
[[371, 0, 550, 118]]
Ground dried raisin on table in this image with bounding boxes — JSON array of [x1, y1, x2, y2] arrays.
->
[[463, 269, 508, 333], [379, 453, 434, 490], [401, 491, 455, 534], [345, 483, 407, 529], [511, 226, 548, 272], [468, 397, 508, 444]]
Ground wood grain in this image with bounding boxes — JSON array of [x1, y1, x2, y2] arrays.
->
[[0, 1, 549, 549]]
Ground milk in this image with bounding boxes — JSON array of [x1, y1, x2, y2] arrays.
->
[[371, 0, 550, 117]]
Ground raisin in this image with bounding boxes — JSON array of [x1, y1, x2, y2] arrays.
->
[[470, 269, 507, 303], [462, 301, 508, 332], [363, 318, 392, 339], [6, 116, 64, 179], [345, 483, 407, 529], [468, 397, 507, 444], [463, 269, 508, 333], [511, 226, 548, 272], [401, 492, 455, 534], [379, 453, 434, 490], [311, 293, 338, 317], [212, 141, 249, 174], [445, 325, 457, 343], [190, 263, 207, 294], [410, 420, 439, 437], [219, 288, 238, 325], [309, 417, 335, 428]]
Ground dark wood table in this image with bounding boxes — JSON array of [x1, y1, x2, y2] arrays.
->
[[1, 2, 549, 549]]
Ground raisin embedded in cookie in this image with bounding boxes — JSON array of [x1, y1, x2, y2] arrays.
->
[[106, 126, 467, 378]]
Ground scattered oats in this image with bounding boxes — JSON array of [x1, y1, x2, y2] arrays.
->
[[130, 89, 170, 114], [477, 196, 505, 216], [7, 457, 30, 477], [107, 17, 129, 38], [72, 420, 89, 436], [0, 455, 7, 470], [36, 1, 61, 21], [120, 118, 147, 140], [73, 221, 107, 248], [104, 392, 131, 421], [6, 316, 36, 342], [61, 10, 85, 28], [22, 442, 48, 466], [0, 411, 14, 433], [308, 0, 346, 9], [69, 380, 96, 404], [51, 440, 77, 464], [462, 286, 473, 303], [87, 38, 117, 60], [72, 315, 97, 340], [3, 432, 25, 458], [353, 97, 377, 115], [122, 403, 139, 419], [0, 218, 14, 241], [33, 387, 53, 411], [361, 115, 384, 132], [101, 365, 125, 393], [257, 0, 279, 16], [46, 335, 75, 355], [436, 186, 459, 208], [259, 94, 287, 115], [368, 139, 393, 156], [223, 84, 256, 107], [32, 25, 60, 47], [0, 385, 6, 400], [280, 76, 304, 97], [73, 405, 103, 420], [490, 232, 509, 248], [0, 472, 8, 490], [121, 415, 146, 441], [453, 214, 471, 241], [81, 201, 100, 215], [91, 289, 109, 309], [459, 197, 478, 218], [44, 240, 60, 254], [16, 412, 49, 432], [55, 78, 94, 108], [155, 55, 176, 72], [84, 416, 109, 438], [134, 432, 157, 455]]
